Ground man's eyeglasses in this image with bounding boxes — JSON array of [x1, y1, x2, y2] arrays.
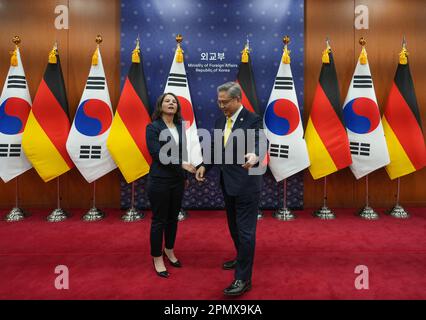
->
[[217, 97, 235, 107]]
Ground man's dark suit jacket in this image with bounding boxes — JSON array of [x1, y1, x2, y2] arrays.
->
[[204, 107, 264, 196]]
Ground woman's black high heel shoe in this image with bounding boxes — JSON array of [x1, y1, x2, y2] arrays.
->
[[152, 259, 169, 278], [163, 250, 182, 268]]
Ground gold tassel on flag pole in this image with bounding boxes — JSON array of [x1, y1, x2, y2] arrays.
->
[[10, 36, 20, 67], [241, 37, 250, 63], [399, 36, 408, 65], [359, 37, 368, 65], [322, 37, 331, 64], [282, 35, 291, 64], [48, 43, 58, 64], [175, 34, 184, 63], [132, 36, 141, 64]]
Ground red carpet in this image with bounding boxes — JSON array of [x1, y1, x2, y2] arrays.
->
[[0, 208, 425, 300]]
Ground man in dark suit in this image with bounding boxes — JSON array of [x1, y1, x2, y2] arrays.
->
[[196, 82, 266, 296]]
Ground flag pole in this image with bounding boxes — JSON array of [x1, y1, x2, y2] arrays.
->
[[82, 180, 105, 221], [173, 34, 188, 223], [121, 181, 144, 222], [273, 178, 295, 221], [47, 176, 68, 222], [358, 174, 379, 219], [5, 176, 26, 222], [389, 177, 409, 218], [387, 37, 410, 219], [4, 36, 26, 222], [314, 176, 336, 219]]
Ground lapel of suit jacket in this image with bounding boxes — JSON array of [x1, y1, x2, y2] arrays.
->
[[159, 118, 178, 145], [176, 121, 183, 147], [232, 107, 248, 132]]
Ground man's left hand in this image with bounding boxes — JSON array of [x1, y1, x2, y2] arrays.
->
[[242, 153, 258, 169]]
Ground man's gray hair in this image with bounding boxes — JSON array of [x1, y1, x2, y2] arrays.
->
[[217, 81, 242, 99]]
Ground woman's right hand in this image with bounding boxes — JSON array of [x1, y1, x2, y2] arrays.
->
[[182, 162, 196, 174]]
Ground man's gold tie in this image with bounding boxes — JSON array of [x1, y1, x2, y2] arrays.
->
[[224, 117, 232, 145]]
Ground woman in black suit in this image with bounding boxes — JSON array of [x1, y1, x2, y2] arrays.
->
[[146, 92, 196, 278]]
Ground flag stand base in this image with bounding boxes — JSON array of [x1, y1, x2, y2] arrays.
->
[[314, 206, 336, 220], [178, 209, 187, 222], [257, 209, 264, 220], [5, 207, 26, 222], [273, 207, 295, 221], [121, 207, 144, 222], [47, 208, 68, 222], [358, 206, 379, 220], [82, 207, 105, 222], [388, 205, 409, 219]]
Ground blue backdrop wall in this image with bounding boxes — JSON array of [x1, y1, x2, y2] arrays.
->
[[120, 0, 305, 210]]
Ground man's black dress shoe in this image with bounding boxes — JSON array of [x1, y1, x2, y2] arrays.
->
[[152, 259, 169, 278], [223, 279, 252, 296], [222, 259, 237, 270], [163, 251, 182, 268]]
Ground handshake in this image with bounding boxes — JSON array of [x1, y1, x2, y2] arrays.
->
[[182, 152, 259, 183], [181, 162, 206, 182]]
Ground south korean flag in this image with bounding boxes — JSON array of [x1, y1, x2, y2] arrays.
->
[[263, 45, 310, 182], [163, 40, 203, 167], [0, 47, 32, 182], [66, 47, 116, 183], [342, 47, 390, 179]]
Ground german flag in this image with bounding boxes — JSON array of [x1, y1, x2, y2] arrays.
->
[[382, 45, 426, 179], [236, 42, 259, 114], [107, 41, 152, 183], [305, 44, 352, 179], [22, 45, 73, 182]]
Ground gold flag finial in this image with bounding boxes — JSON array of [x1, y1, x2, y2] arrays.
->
[[399, 36, 408, 65], [175, 34, 184, 63], [132, 36, 141, 64], [359, 37, 367, 65], [48, 42, 58, 64], [322, 37, 331, 64], [95, 34, 103, 45], [10, 36, 21, 67], [12, 36, 21, 46], [92, 35, 102, 66], [282, 35, 291, 64]]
